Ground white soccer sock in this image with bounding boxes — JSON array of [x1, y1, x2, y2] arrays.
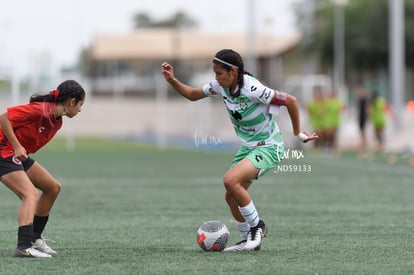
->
[[235, 221, 250, 240], [238, 201, 260, 228]]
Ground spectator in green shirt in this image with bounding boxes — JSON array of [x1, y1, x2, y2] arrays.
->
[[369, 91, 386, 152], [324, 90, 343, 154], [307, 88, 326, 150]]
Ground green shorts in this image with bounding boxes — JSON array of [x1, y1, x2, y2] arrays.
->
[[231, 144, 284, 179]]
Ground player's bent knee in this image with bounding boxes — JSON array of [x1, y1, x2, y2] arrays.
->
[[50, 181, 61, 196], [55, 181, 61, 195], [223, 174, 233, 190], [43, 180, 61, 197], [223, 173, 240, 191]]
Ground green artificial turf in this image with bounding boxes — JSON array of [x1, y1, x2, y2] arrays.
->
[[0, 138, 413, 274]]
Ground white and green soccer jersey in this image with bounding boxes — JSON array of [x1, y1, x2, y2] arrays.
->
[[202, 74, 284, 148]]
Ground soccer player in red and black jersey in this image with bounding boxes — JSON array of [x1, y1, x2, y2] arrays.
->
[[0, 80, 85, 258]]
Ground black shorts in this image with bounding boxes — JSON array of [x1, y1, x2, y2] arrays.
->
[[0, 156, 35, 177], [358, 115, 367, 131]]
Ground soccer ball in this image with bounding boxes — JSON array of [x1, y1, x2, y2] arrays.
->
[[196, 220, 229, 252]]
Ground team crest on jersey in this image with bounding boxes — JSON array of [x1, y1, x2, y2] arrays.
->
[[239, 98, 248, 110], [12, 156, 22, 165]]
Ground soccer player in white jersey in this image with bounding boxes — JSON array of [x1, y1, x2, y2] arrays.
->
[[161, 49, 317, 251]]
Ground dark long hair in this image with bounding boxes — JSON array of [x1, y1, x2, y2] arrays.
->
[[30, 80, 85, 104], [213, 49, 253, 97]]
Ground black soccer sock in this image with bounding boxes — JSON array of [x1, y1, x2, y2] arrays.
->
[[17, 224, 34, 250], [33, 215, 49, 240]]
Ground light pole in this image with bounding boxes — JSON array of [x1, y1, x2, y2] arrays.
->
[[246, 0, 257, 75], [332, 0, 348, 100], [389, 0, 404, 130]]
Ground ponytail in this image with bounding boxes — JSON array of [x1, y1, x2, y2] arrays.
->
[[30, 80, 85, 103], [30, 91, 57, 103]]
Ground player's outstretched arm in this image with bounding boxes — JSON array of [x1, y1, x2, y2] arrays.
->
[[284, 94, 318, 143], [161, 62, 206, 101]]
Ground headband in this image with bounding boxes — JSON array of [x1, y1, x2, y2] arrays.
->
[[49, 89, 60, 101], [213, 57, 239, 69]]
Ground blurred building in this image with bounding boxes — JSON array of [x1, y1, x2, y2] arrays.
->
[[87, 28, 301, 96]]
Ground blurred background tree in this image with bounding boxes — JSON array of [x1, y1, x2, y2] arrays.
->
[[132, 11, 198, 29], [296, 0, 414, 75]]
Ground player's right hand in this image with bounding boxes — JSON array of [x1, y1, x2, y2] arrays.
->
[[14, 145, 28, 161], [161, 62, 174, 82]]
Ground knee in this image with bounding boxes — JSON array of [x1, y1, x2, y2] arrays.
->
[[51, 181, 61, 197], [223, 173, 233, 190], [223, 172, 238, 191], [45, 180, 61, 198]]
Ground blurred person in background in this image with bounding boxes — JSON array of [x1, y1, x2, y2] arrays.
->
[[161, 49, 317, 252], [355, 86, 368, 155], [369, 91, 387, 153], [307, 87, 326, 151], [324, 90, 343, 155], [0, 80, 85, 258]]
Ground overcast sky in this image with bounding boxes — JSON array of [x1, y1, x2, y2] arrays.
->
[[0, 0, 299, 76]]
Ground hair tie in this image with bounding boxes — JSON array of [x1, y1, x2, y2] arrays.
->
[[49, 89, 60, 101]]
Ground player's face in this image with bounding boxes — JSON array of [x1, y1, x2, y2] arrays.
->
[[65, 99, 85, 118], [213, 63, 237, 89]]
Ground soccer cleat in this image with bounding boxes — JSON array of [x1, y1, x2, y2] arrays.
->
[[13, 247, 52, 258], [32, 239, 57, 255], [222, 239, 247, 252], [242, 220, 268, 251]]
